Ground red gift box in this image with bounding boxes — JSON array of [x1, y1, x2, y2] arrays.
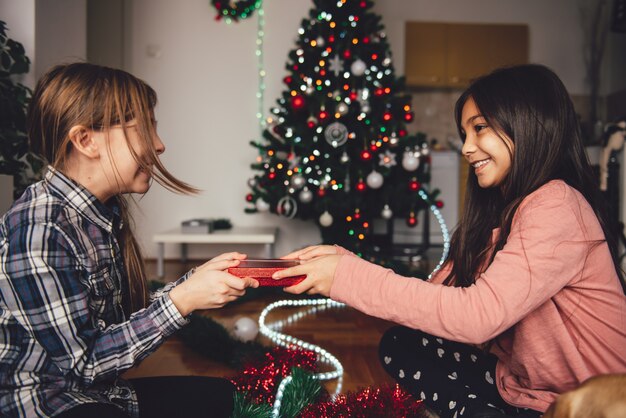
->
[[228, 259, 305, 287]]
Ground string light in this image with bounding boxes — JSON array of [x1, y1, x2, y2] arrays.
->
[[256, 2, 266, 135]]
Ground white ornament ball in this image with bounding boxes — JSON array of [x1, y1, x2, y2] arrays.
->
[[337, 102, 349, 115], [291, 175, 306, 189], [255, 199, 270, 212], [340, 152, 350, 164], [247, 178, 257, 188], [381, 204, 393, 219], [319, 211, 333, 227], [233, 317, 259, 342], [402, 152, 419, 171], [299, 187, 313, 203], [351, 59, 367, 76], [366, 170, 384, 189]]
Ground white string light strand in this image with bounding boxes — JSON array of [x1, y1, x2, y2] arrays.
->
[[263, 194, 450, 417]]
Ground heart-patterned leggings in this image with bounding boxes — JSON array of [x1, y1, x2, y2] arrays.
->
[[379, 326, 542, 418]]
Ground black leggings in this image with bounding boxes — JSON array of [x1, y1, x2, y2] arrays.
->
[[379, 326, 542, 418], [56, 376, 235, 418]]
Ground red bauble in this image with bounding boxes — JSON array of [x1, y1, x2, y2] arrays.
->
[[436, 200, 444, 208], [320, 69, 326, 76], [291, 95, 305, 110], [364, 36, 370, 44], [356, 180, 366, 192], [283, 76, 293, 85], [246, 193, 253, 202], [318, 188, 326, 197], [268, 172, 276, 180], [360, 0, 367, 6], [329, 35, 335, 43], [383, 111, 392, 121], [406, 213, 418, 227], [318, 110, 329, 120], [375, 88, 384, 96], [349, 91, 358, 101], [409, 180, 420, 191], [343, 49, 351, 59], [361, 150, 372, 160], [404, 112, 414, 122], [398, 129, 407, 137]]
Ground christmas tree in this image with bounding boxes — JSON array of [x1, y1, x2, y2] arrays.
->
[[246, 0, 441, 256]]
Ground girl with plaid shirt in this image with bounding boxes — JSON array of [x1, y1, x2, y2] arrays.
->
[[0, 63, 258, 418]]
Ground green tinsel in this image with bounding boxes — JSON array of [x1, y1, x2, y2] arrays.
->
[[277, 368, 325, 418]]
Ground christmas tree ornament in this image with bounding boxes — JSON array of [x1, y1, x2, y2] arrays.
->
[[350, 59, 367, 76], [299, 187, 313, 203], [319, 211, 333, 227], [306, 116, 317, 129], [336, 102, 349, 115], [291, 95, 306, 110], [366, 170, 383, 189], [356, 178, 366, 192], [316, 36, 325, 47], [247, 178, 257, 188], [290, 174, 306, 189], [407, 210, 418, 227], [255, 198, 270, 212], [360, 149, 372, 160], [409, 178, 421, 191], [324, 122, 349, 147], [340, 151, 350, 164], [379, 150, 397, 167], [420, 141, 430, 156], [402, 150, 420, 171], [232, 316, 259, 342], [246, 193, 254, 202], [328, 54, 343, 76], [277, 196, 298, 218], [381, 204, 393, 219]]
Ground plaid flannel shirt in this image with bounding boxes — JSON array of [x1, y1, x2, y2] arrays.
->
[[0, 167, 190, 418]]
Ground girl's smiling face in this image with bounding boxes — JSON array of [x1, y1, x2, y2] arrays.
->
[[460, 97, 514, 189]]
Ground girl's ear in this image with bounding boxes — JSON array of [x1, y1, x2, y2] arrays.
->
[[68, 125, 100, 159]]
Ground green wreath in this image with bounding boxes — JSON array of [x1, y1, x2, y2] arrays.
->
[[211, 0, 262, 22]]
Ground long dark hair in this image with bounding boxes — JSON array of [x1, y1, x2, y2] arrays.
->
[[444, 64, 624, 292], [28, 63, 199, 314]]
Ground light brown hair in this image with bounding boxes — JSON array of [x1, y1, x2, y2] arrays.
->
[[28, 62, 198, 314]]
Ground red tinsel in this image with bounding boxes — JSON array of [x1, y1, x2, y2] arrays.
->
[[231, 346, 317, 404], [299, 384, 426, 418]]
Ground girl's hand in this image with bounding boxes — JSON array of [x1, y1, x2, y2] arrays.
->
[[272, 254, 341, 297], [169, 253, 258, 316], [281, 245, 338, 261]]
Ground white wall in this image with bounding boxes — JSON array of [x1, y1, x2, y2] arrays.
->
[[0, 0, 36, 88]]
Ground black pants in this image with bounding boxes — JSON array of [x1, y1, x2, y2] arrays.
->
[[379, 326, 542, 418], [56, 376, 235, 418]]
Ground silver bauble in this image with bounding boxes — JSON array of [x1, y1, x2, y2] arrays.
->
[[366, 170, 384, 189], [319, 211, 333, 227], [351, 59, 367, 76], [340, 152, 350, 164], [402, 152, 419, 171], [381, 204, 393, 219], [255, 199, 270, 212], [232, 317, 259, 342], [291, 174, 306, 189], [299, 187, 313, 203]]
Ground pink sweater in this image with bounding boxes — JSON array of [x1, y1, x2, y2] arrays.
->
[[330, 180, 626, 412]]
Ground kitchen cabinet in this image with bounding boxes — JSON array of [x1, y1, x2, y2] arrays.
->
[[405, 22, 529, 88]]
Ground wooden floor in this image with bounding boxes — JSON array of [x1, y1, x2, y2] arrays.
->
[[123, 260, 398, 394]]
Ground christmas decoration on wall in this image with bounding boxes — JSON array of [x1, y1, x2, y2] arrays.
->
[[211, 0, 262, 23], [245, 0, 442, 256]]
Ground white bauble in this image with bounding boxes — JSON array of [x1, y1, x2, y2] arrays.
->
[[247, 178, 257, 188], [299, 187, 313, 203], [233, 317, 259, 342], [340, 152, 350, 164], [319, 211, 333, 227], [381, 204, 393, 219], [366, 170, 384, 189], [351, 59, 367, 76], [337, 102, 349, 115], [291, 174, 306, 189], [402, 152, 419, 171], [255, 199, 270, 212]]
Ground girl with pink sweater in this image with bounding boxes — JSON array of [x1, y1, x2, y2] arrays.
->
[[274, 65, 626, 418]]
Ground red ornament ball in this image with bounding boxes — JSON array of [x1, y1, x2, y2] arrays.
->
[[268, 172, 276, 180], [246, 193, 253, 202], [343, 50, 351, 59], [398, 129, 407, 137], [436, 200, 444, 208], [409, 180, 421, 191], [404, 112, 414, 122], [318, 188, 326, 197], [291, 95, 305, 110], [283, 76, 292, 85], [406, 215, 418, 227], [361, 150, 372, 160], [383, 111, 392, 121], [356, 181, 366, 192], [319, 110, 329, 120]]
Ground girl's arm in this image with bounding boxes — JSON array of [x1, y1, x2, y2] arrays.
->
[[0, 222, 187, 387], [329, 184, 599, 343]]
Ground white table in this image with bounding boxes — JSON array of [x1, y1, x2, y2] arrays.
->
[[153, 226, 278, 278]]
